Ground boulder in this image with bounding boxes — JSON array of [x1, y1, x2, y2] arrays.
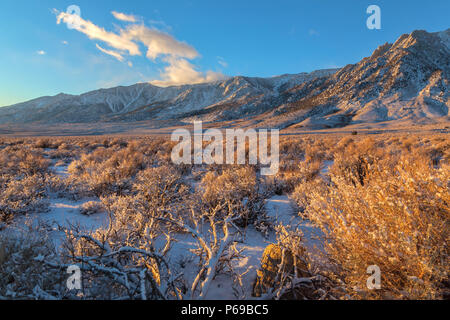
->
[[252, 244, 309, 297]]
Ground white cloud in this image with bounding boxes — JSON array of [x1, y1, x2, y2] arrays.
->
[[54, 8, 225, 86], [55, 9, 196, 59], [62, 40, 69, 45], [124, 24, 198, 60], [217, 56, 228, 68], [149, 19, 172, 32], [37, 50, 46, 55], [111, 11, 137, 23], [96, 44, 125, 62], [309, 29, 320, 36], [151, 57, 227, 87], [56, 10, 141, 56]]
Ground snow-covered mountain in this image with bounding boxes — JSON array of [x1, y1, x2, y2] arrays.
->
[[259, 29, 450, 129], [0, 69, 337, 124], [0, 29, 448, 130]]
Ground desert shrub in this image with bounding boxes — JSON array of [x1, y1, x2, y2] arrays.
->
[[329, 137, 387, 186], [109, 138, 128, 148], [304, 140, 329, 164], [0, 228, 65, 299], [60, 166, 186, 300], [133, 165, 189, 208], [290, 176, 327, 216], [305, 157, 449, 299], [60, 163, 244, 299], [0, 147, 50, 177], [200, 166, 267, 228], [276, 154, 325, 194], [0, 146, 51, 222], [279, 138, 305, 158], [0, 175, 49, 222], [46, 148, 75, 161], [334, 136, 354, 152], [57, 142, 71, 150], [282, 159, 324, 192], [201, 166, 257, 203], [61, 202, 243, 299], [274, 136, 338, 193], [92, 165, 189, 251], [262, 175, 286, 196], [45, 173, 75, 199], [79, 201, 104, 216], [66, 144, 147, 197], [417, 137, 450, 167], [35, 138, 53, 149]]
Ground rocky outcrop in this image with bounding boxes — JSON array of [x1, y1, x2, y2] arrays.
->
[[252, 244, 309, 297]]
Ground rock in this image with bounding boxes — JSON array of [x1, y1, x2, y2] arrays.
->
[[252, 244, 309, 297]]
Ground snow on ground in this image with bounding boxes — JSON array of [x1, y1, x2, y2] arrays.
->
[[34, 198, 109, 248], [52, 163, 69, 178], [41, 163, 108, 248], [265, 195, 324, 260], [321, 160, 334, 175], [3, 190, 322, 299], [203, 195, 323, 299], [1, 161, 108, 249], [2, 159, 324, 299]]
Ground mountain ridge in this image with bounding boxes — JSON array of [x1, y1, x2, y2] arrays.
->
[[0, 28, 449, 131]]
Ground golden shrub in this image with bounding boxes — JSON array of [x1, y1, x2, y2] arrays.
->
[[306, 156, 449, 299]]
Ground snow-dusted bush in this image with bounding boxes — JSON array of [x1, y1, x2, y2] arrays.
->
[[34, 138, 54, 149], [0, 147, 51, 222], [290, 176, 327, 216], [66, 144, 147, 197], [305, 156, 449, 299], [79, 201, 104, 216], [0, 147, 50, 177], [200, 166, 268, 229], [0, 175, 49, 222], [0, 228, 65, 299], [328, 137, 385, 186], [46, 147, 76, 161], [54, 165, 186, 298], [133, 165, 189, 208], [59, 165, 242, 299], [275, 137, 336, 193]]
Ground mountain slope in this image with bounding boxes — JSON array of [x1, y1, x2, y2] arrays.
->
[[257, 29, 449, 129], [0, 29, 448, 130], [0, 70, 337, 124]]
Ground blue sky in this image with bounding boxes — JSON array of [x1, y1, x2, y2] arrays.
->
[[0, 0, 449, 107]]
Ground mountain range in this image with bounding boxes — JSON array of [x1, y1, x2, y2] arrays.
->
[[0, 28, 449, 132]]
